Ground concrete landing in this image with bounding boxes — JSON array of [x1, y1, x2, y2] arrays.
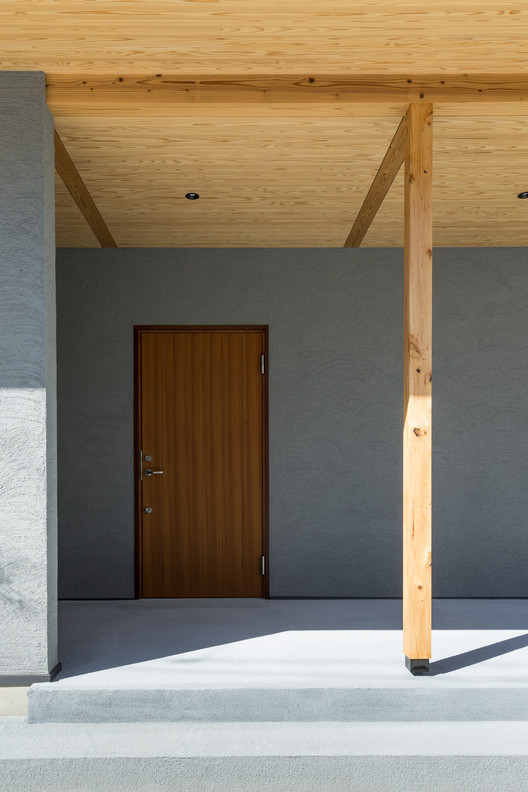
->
[[27, 598, 528, 723]]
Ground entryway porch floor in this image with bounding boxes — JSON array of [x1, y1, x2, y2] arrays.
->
[[27, 597, 528, 723], [4, 599, 528, 790]]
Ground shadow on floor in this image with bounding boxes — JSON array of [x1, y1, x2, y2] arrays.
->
[[56, 599, 528, 679], [58, 598, 406, 677], [429, 632, 528, 675]]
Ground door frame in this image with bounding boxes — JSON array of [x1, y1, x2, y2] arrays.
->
[[134, 325, 270, 598]]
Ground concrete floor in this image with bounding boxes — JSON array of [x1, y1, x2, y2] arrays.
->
[[55, 597, 528, 685]]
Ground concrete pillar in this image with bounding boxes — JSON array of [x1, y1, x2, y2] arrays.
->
[[0, 72, 59, 682]]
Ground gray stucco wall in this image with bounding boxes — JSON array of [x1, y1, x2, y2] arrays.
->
[[56, 248, 528, 599], [0, 72, 57, 675]]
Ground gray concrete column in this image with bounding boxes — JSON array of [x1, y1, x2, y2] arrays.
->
[[0, 72, 59, 682]]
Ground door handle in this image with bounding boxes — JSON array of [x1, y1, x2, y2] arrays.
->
[[144, 469, 164, 477]]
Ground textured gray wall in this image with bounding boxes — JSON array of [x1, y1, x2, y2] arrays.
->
[[56, 248, 528, 598], [433, 250, 528, 596], [0, 72, 58, 675]]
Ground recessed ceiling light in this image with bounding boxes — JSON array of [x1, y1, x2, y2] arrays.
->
[[518, 192, 528, 199], [185, 192, 200, 200]]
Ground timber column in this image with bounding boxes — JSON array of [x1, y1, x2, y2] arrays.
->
[[403, 103, 433, 675], [0, 72, 59, 682]]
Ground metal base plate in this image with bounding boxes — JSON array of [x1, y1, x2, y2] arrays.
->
[[405, 656, 430, 675]]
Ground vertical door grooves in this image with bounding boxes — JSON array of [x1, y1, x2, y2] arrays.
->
[[240, 335, 245, 595], [199, 335, 204, 596], [262, 333, 266, 569], [174, 336, 180, 595], [221, 334, 225, 596], [161, 355, 165, 595], [177, 336, 183, 596], [201, 334, 205, 597], [182, 333, 204, 597], [176, 336, 185, 596]]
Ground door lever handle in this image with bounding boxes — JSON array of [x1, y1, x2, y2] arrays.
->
[[144, 469, 164, 477]]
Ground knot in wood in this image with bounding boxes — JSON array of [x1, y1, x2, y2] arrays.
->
[[408, 334, 422, 358], [413, 427, 426, 437]]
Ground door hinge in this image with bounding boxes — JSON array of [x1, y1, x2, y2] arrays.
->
[[260, 354, 265, 374], [261, 555, 266, 575]]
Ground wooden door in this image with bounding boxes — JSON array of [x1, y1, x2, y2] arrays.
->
[[136, 327, 267, 598]]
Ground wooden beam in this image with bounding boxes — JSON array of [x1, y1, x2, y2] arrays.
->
[[403, 103, 433, 671], [344, 115, 406, 247], [54, 130, 117, 248], [47, 74, 528, 116]]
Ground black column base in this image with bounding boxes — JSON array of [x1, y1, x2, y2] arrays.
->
[[405, 656, 429, 675]]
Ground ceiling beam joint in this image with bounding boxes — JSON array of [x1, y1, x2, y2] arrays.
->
[[54, 130, 117, 248], [344, 114, 406, 248]]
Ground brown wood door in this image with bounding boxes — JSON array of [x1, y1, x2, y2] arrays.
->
[[136, 327, 267, 597]]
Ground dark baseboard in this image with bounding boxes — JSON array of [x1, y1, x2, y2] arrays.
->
[[0, 662, 62, 686]]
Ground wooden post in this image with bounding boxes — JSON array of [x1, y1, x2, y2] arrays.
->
[[403, 103, 433, 674]]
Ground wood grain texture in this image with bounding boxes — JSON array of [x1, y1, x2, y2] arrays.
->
[[403, 103, 433, 661], [54, 114, 528, 248], [138, 329, 265, 597], [2, 2, 528, 247], [47, 74, 528, 115], [54, 130, 117, 247], [344, 114, 406, 247], [202, 333, 224, 596], [54, 176, 102, 247], [222, 332, 244, 596], [161, 332, 183, 597], [181, 333, 204, 597], [2, 2, 528, 75]]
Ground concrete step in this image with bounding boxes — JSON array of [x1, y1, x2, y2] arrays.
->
[[28, 599, 528, 731], [2, 719, 528, 792], [29, 621, 528, 723], [27, 683, 528, 723]]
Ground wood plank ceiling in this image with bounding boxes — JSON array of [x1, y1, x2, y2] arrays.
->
[[2, 1, 528, 247]]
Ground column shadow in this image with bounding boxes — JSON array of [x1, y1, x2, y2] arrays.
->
[[429, 632, 528, 675]]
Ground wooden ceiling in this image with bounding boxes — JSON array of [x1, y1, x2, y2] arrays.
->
[[3, 2, 528, 247]]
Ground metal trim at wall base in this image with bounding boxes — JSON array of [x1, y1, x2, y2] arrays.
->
[[0, 663, 62, 686]]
